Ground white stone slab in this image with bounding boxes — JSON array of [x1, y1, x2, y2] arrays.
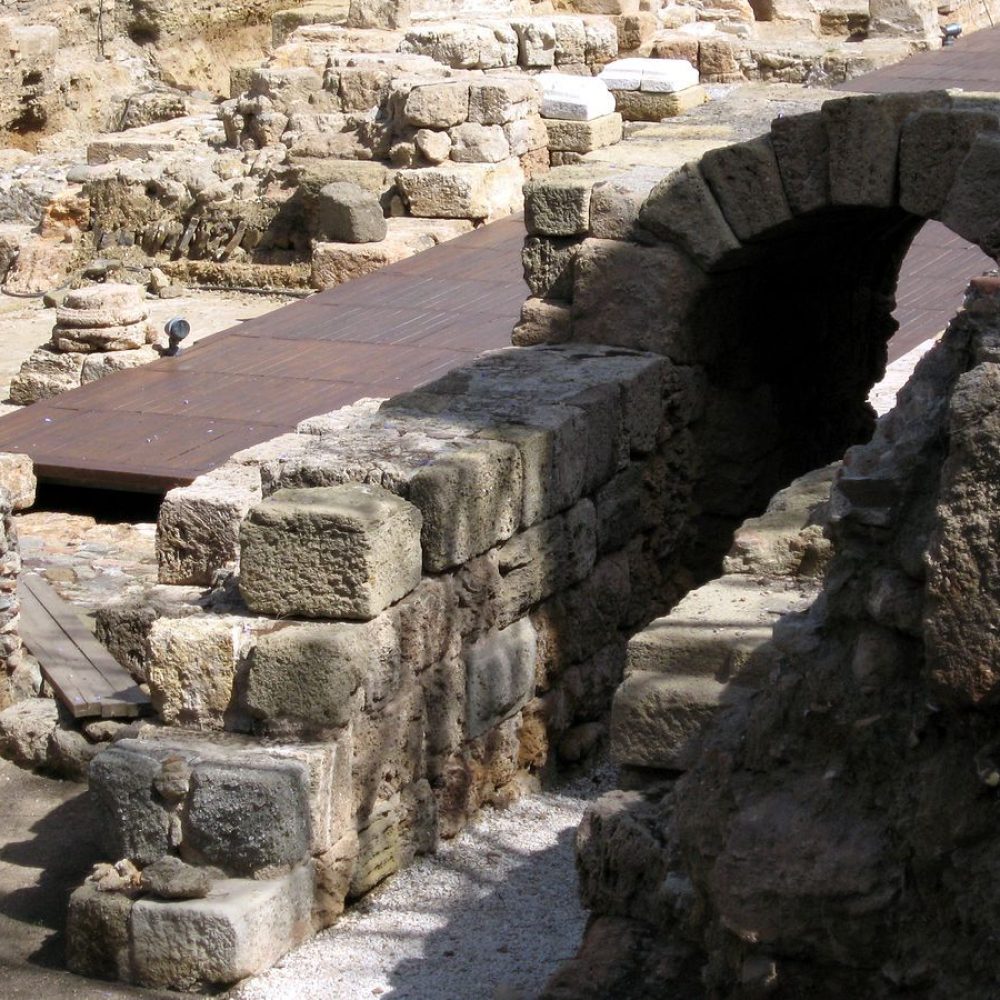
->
[[537, 72, 616, 122], [600, 58, 700, 94]]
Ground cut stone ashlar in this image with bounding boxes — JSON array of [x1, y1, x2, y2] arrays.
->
[[239, 483, 423, 621], [599, 57, 700, 94], [537, 72, 617, 122]]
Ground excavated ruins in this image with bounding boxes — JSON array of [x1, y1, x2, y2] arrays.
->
[[1, 0, 1000, 997]]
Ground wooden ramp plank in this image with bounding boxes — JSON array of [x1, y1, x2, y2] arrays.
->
[[18, 574, 150, 719]]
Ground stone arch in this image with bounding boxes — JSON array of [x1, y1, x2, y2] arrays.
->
[[523, 89, 1000, 573]]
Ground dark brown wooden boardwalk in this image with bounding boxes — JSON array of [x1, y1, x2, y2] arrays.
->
[[0, 216, 527, 492]]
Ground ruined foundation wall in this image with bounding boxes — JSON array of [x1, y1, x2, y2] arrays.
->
[[0, 454, 35, 710]]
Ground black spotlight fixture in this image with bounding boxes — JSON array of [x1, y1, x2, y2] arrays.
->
[[163, 317, 191, 356], [942, 22, 962, 45]]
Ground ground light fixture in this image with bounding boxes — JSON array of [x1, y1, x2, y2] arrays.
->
[[942, 23, 962, 45], [163, 316, 191, 356]]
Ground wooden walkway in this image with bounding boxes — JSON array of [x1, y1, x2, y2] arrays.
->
[[19, 573, 149, 718], [0, 217, 527, 492], [2, 30, 1000, 492]]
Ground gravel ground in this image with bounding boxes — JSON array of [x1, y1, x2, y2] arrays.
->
[[229, 768, 616, 1000]]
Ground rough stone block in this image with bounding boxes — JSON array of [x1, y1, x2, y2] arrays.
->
[[512, 18, 556, 68], [449, 122, 511, 163], [89, 745, 172, 866], [146, 615, 260, 730], [0, 452, 35, 511], [551, 17, 587, 65], [0, 697, 58, 769], [157, 463, 263, 586], [245, 619, 396, 733], [468, 77, 539, 125], [512, 298, 573, 346], [239, 484, 422, 621], [9, 346, 84, 404], [823, 91, 949, 208], [465, 618, 538, 739], [638, 163, 741, 271], [899, 108, 999, 219], [588, 165, 669, 241], [80, 346, 161, 384], [770, 110, 830, 216], [184, 760, 311, 875], [66, 882, 132, 981], [311, 219, 438, 288], [522, 235, 580, 299], [397, 160, 524, 220], [347, 0, 410, 29], [700, 135, 792, 242], [524, 163, 615, 236], [537, 72, 616, 122], [940, 131, 1000, 256], [316, 182, 387, 243], [129, 864, 314, 991], [612, 85, 707, 121], [400, 22, 518, 70], [409, 440, 522, 571], [403, 80, 470, 128], [544, 113, 623, 154]]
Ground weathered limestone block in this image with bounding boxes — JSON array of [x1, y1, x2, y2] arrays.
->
[[613, 85, 707, 122], [545, 113, 623, 154], [0, 697, 59, 769], [414, 128, 451, 163], [400, 22, 519, 70], [245, 620, 396, 733], [89, 745, 173, 865], [868, 0, 936, 37], [410, 440, 522, 571], [899, 108, 1000, 219], [66, 882, 132, 981], [612, 13, 658, 53], [496, 500, 597, 622], [292, 157, 397, 207], [129, 865, 315, 991], [2, 239, 73, 295], [398, 160, 524, 220], [0, 452, 35, 511], [87, 138, 179, 166], [823, 92, 949, 208], [450, 122, 511, 163], [53, 323, 150, 353], [700, 136, 792, 242], [512, 298, 573, 346], [584, 19, 619, 63], [638, 163, 741, 271], [315, 182, 387, 244], [524, 163, 616, 236], [512, 18, 556, 67], [185, 761, 312, 875], [465, 618, 538, 738], [81, 346, 161, 383], [522, 236, 580, 299], [571, 238, 713, 360], [588, 165, 669, 241], [505, 113, 550, 158], [157, 463, 263, 586], [468, 78, 539, 125], [248, 67, 325, 112], [240, 484, 423, 620], [551, 17, 587, 64], [9, 346, 85, 404], [146, 615, 264, 730], [770, 110, 829, 216], [940, 133, 1000, 257], [538, 73, 616, 122], [347, 0, 410, 29], [403, 80, 470, 128]]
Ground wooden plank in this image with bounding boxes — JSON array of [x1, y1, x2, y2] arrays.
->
[[18, 574, 150, 719]]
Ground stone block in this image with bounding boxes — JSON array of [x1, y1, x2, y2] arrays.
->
[[638, 163, 741, 271], [0, 697, 58, 770], [465, 618, 538, 739], [403, 80, 470, 128], [611, 671, 735, 769], [245, 619, 395, 733], [512, 298, 573, 346], [316, 182, 387, 243], [522, 235, 580, 299], [505, 113, 549, 157], [822, 91, 949, 208], [146, 615, 260, 730], [585, 19, 620, 63], [413, 128, 450, 164], [184, 760, 311, 875], [80, 346, 160, 384], [409, 440, 522, 571], [940, 131, 1000, 256], [512, 18, 556, 68], [537, 72, 616, 122], [66, 882, 132, 981], [599, 57, 699, 92], [397, 160, 524, 220], [545, 113, 623, 154], [157, 463, 263, 586], [400, 22, 518, 70], [524, 163, 615, 236], [239, 484, 422, 621], [450, 122, 511, 163], [496, 500, 597, 623], [700, 135, 792, 242], [770, 110, 830, 216], [0, 452, 35, 511], [347, 0, 411, 29], [89, 744, 172, 866], [900, 108, 999, 219], [9, 346, 84, 404], [468, 77, 539, 125], [551, 17, 587, 65], [129, 865, 314, 991], [588, 165, 668, 241], [311, 220, 438, 288], [86, 138, 178, 165], [612, 85, 708, 121]]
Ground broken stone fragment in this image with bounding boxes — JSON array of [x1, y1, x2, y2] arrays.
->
[[239, 483, 423, 620], [139, 855, 213, 900]]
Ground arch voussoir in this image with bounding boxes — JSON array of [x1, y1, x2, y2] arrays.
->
[[940, 131, 1000, 259], [770, 111, 830, 217]]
